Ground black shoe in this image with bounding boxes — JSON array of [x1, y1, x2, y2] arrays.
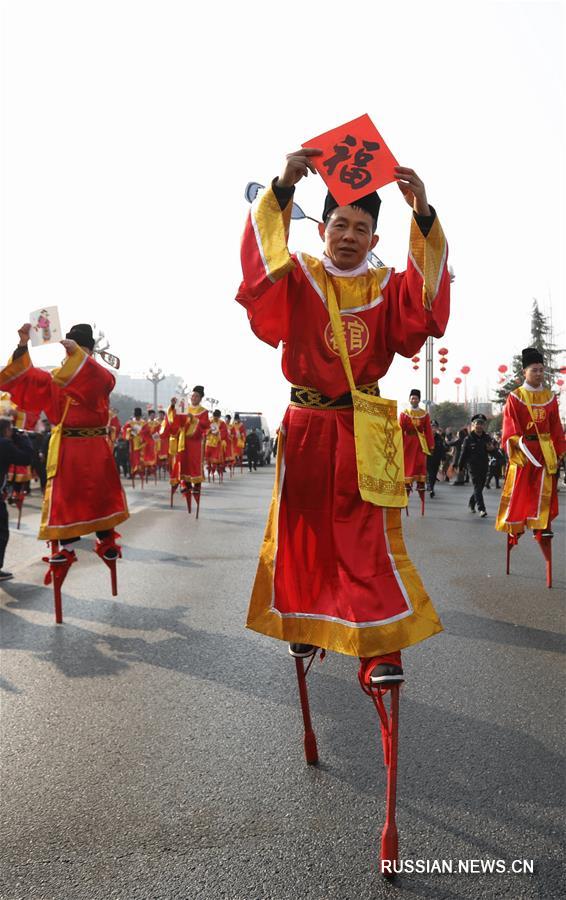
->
[[0, 571, 14, 581], [288, 643, 317, 659], [368, 663, 405, 686], [468, 506, 476, 514], [429, 490, 435, 498], [479, 510, 488, 518]]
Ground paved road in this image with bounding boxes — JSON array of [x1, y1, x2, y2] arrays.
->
[[1, 469, 564, 900]]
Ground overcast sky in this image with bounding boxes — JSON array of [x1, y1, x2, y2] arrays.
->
[[1, 0, 564, 427]]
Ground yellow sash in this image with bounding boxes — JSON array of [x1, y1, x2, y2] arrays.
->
[[326, 280, 407, 508], [408, 410, 431, 456], [46, 397, 72, 479], [518, 387, 558, 475]]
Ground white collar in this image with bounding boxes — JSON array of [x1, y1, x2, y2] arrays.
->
[[522, 380, 544, 392], [321, 254, 369, 278]]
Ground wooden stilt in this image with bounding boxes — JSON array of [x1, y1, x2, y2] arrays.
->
[[294, 656, 318, 765]]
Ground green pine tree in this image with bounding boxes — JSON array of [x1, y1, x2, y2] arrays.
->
[[494, 299, 563, 404]]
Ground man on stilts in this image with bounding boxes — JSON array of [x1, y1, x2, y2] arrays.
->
[[237, 146, 450, 688], [167, 387, 209, 513], [0, 323, 129, 610], [400, 389, 434, 513], [496, 347, 565, 585]]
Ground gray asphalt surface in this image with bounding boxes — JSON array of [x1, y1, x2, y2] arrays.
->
[[1, 468, 564, 900]]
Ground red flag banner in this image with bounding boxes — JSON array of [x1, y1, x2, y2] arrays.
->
[[302, 114, 399, 207]]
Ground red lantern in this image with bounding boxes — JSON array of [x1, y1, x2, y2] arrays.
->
[[433, 377, 440, 385], [438, 347, 449, 355], [559, 366, 566, 375], [439, 356, 448, 364], [461, 366, 471, 375], [454, 377, 462, 385], [557, 378, 564, 387], [498, 364, 508, 374], [411, 356, 420, 363], [412, 365, 419, 370], [440, 366, 446, 372]]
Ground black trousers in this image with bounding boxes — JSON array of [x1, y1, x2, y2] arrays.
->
[[247, 450, 258, 471], [469, 467, 488, 512], [0, 499, 8, 569], [61, 529, 113, 547], [427, 457, 442, 491]]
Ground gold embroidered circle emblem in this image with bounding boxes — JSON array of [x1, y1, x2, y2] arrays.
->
[[324, 314, 370, 358]]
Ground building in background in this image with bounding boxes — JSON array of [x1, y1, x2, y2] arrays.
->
[[113, 373, 185, 408]]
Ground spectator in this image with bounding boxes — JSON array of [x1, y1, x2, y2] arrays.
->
[[0, 416, 33, 580]]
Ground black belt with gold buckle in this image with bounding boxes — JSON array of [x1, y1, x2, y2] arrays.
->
[[290, 382, 380, 410], [62, 427, 109, 438]]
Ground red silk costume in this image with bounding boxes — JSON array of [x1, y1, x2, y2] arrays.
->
[[233, 421, 246, 460], [0, 347, 129, 540], [496, 386, 566, 534], [400, 408, 434, 484], [205, 417, 228, 469], [237, 185, 450, 657], [167, 405, 209, 484], [141, 418, 160, 468], [122, 417, 145, 475]]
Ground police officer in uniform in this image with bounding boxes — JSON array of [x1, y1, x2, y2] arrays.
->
[[458, 414, 493, 517]]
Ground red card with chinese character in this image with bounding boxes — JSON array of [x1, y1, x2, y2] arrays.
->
[[302, 114, 399, 207]]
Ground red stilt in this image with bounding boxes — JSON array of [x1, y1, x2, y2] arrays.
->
[[183, 486, 192, 514], [170, 483, 178, 507], [94, 532, 121, 597], [194, 487, 201, 519], [506, 535, 512, 574], [42, 541, 76, 624], [536, 534, 553, 589], [358, 673, 401, 877], [294, 656, 318, 765], [418, 489, 425, 516]]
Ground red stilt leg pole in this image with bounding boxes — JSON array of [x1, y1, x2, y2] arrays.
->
[[42, 541, 76, 624], [94, 533, 121, 597], [170, 483, 178, 507], [537, 535, 553, 589], [378, 686, 400, 876], [184, 486, 192, 514], [294, 657, 318, 765], [418, 489, 425, 517], [194, 487, 201, 519], [506, 535, 511, 575]]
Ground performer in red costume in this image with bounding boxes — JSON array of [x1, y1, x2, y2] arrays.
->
[[237, 147, 450, 686], [167, 386, 209, 506], [205, 410, 227, 481], [122, 408, 146, 482], [232, 413, 246, 468], [141, 409, 160, 479], [0, 323, 128, 565], [156, 409, 169, 475], [224, 414, 236, 475], [399, 389, 434, 504], [496, 348, 566, 539]]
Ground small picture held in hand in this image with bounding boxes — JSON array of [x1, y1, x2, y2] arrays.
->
[[29, 306, 62, 346]]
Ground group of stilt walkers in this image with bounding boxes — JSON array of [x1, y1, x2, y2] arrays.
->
[[0, 143, 564, 879]]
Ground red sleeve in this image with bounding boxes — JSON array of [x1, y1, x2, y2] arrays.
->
[[0, 349, 60, 420], [384, 215, 450, 357], [549, 397, 566, 456], [399, 412, 411, 434], [501, 394, 521, 448]]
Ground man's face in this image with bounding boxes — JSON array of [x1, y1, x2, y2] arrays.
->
[[409, 394, 420, 408], [472, 420, 484, 433], [524, 363, 545, 387], [191, 392, 202, 407], [148, 412, 155, 421], [318, 205, 378, 271]]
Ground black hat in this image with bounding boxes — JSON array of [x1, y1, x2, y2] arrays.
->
[[148, 409, 155, 415], [66, 323, 95, 351], [234, 413, 240, 421], [213, 409, 221, 417], [322, 190, 381, 227], [134, 407, 142, 417], [193, 385, 205, 396], [409, 388, 421, 399], [522, 347, 544, 367], [471, 413, 487, 422]]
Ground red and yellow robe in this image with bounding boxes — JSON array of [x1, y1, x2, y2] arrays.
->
[[141, 418, 160, 468], [496, 386, 566, 534], [169, 405, 209, 484], [157, 417, 169, 463], [205, 417, 227, 468], [233, 421, 246, 459], [236, 184, 450, 657], [122, 417, 146, 475], [107, 413, 121, 449], [400, 407, 434, 483], [224, 423, 236, 465], [0, 347, 129, 540]]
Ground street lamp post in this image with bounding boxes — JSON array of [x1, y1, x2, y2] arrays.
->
[[204, 396, 218, 412], [146, 364, 165, 411], [177, 382, 189, 411]]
